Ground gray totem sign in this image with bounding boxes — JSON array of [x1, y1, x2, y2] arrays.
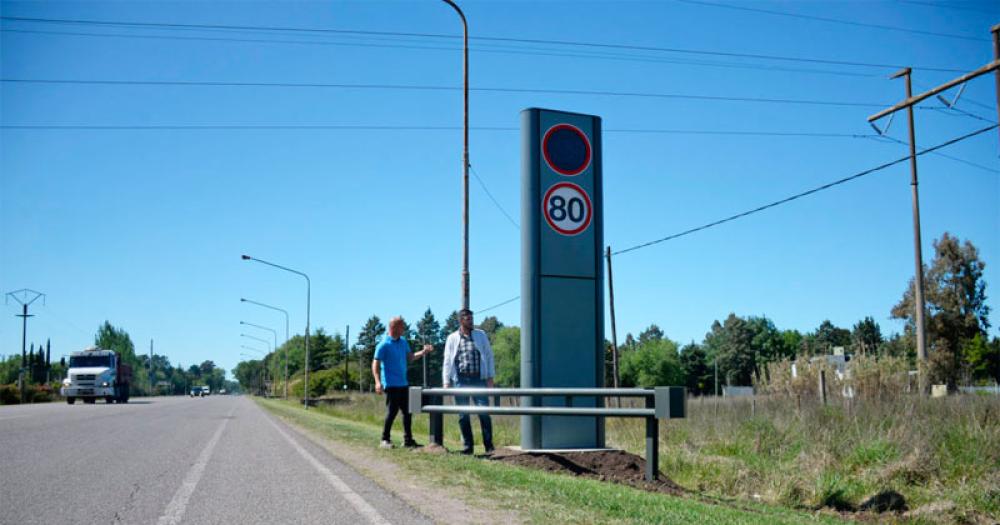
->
[[520, 108, 605, 449]]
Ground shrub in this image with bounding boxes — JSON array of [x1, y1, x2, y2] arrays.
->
[[0, 384, 20, 404]]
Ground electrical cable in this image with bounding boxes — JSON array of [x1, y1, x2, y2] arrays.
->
[[0, 27, 887, 79], [470, 165, 519, 230], [612, 124, 998, 256], [477, 296, 520, 314], [0, 78, 892, 107], [675, 0, 988, 42], [0, 15, 969, 73]]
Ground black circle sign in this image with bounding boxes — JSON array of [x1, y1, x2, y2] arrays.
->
[[543, 124, 591, 176], [542, 182, 593, 236]]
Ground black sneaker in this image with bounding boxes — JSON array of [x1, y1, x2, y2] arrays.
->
[[484, 446, 495, 455], [459, 448, 474, 455], [403, 440, 422, 448]]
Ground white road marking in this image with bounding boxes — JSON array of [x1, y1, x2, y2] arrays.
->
[[264, 413, 392, 525], [156, 405, 236, 525]]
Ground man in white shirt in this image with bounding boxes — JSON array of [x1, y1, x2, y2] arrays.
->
[[442, 308, 495, 454]]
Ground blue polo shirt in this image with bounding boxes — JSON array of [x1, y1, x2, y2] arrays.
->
[[374, 336, 410, 387]]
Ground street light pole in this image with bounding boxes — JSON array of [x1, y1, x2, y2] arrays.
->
[[241, 335, 272, 395], [241, 323, 278, 395], [441, 0, 470, 310], [240, 341, 267, 394], [242, 255, 311, 408], [241, 297, 290, 399]]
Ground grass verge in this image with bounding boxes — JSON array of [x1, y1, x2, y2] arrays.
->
[[257, 397, 847, 525]]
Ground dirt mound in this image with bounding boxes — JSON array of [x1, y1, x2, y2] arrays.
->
[[489, 448, 682, 495]]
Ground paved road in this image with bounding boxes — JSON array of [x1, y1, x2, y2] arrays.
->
[[0, 396, 431, 525]]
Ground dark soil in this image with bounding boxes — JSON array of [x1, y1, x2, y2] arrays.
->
[[488, 448, 684, 496]]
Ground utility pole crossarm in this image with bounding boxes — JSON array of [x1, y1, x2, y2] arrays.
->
[[868, 58, 1000, 122]]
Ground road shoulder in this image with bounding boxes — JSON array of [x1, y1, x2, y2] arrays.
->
[[258, 400, 526, 525]]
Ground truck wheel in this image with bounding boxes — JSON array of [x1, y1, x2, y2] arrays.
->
[[67, 397, 76, 405], [122, 385, 130, 403], [106, 396, 114, 404]]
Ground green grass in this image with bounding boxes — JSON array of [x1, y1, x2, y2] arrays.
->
[[258, 397, 846, 525], [263, 388, 1000, 524]]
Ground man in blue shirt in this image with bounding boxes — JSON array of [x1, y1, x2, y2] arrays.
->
[[373, 316, 433, 449]]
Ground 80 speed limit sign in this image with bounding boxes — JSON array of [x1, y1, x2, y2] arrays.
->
[[542, 182, 593, 236]]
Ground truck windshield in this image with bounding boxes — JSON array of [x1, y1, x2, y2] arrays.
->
[[69, 355, 112, 368]]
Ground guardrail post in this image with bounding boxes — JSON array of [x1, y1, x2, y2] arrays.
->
[[429, 394, 444, 447], [645, 395, 658, 482]]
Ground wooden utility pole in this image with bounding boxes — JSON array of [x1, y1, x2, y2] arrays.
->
[[605, 247, 620, 389], [868, 24, 1000, 393]]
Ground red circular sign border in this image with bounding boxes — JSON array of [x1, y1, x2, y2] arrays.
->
[[542, 123, 592, 177], [542, 182, 593, 236]]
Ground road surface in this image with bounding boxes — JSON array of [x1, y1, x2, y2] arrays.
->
[[0, 395, 431, 525]]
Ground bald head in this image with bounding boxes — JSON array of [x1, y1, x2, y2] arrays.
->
[[388, 316, 405, 339]]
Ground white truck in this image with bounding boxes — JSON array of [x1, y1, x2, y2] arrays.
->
[[61, 347, 133, 404]]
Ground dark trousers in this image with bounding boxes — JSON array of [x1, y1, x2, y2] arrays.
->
[[455, 376, 493, 451], [382, 387, 413, 442]]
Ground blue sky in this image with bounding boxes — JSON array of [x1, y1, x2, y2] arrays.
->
[[2, 0, 997, 378]]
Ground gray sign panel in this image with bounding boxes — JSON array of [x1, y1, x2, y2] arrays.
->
[[521, 108, 605, 449]]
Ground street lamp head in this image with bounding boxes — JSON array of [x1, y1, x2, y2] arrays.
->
[[241, 255, 251, 260], [239, 321, 246, 325], [240, 298, 246, 302]]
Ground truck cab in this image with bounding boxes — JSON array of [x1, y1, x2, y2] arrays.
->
[[61, 348, 132, 404]]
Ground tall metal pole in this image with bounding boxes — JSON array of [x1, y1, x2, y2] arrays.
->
[[7, 289, 44, 402], [242, 298, 291, 399], [441, 0, 470, 311], [891, 68, 928, 372], [605, 247, 620, 389], [150, 339, 154, 395], [241, 256, 311, 408], [344, 325, 350, 390], [241, 321, 278, 396], [241, 334, 272, 395]]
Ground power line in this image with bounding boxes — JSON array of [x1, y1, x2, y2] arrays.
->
[[0, 78, 892, 107], [0, 15, 969, 73], [0, 28, 887, 79], [477, 295, 520, 314], [470, 165, 519, 230], [612, 124, 998, 256], [897, 0, 999, 15], [875, 134, 998, 173], [676, 0, 989, 42], [0, 123, 882, 138]]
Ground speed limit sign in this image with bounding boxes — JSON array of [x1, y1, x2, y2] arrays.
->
[[542, 182, 593, 236]]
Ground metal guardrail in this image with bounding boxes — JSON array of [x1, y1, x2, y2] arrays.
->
[[408, 386, 686, 481]]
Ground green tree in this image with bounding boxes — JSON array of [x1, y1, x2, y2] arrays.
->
[[638, 324, 665, 345], [813, 320, 852, 353], [478, 316, 504, 343], [781, 329, 803, 359], [892, 233, 991, 386], [95, 321, 136, 363], [492, 326, 521, 387], [703, 314, 756, 386], [356, 315, 385, 391], [679, 342, 711, 395], [963, 334, 1000, 383], [415, 308, 443, 387], [851, 317, 883, 356], [620, 338, 684, 388], [440, 311, 460, 341]]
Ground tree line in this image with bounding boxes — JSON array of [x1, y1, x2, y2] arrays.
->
[[1, 321, 239, 403], [237, 232, 997, 397]]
